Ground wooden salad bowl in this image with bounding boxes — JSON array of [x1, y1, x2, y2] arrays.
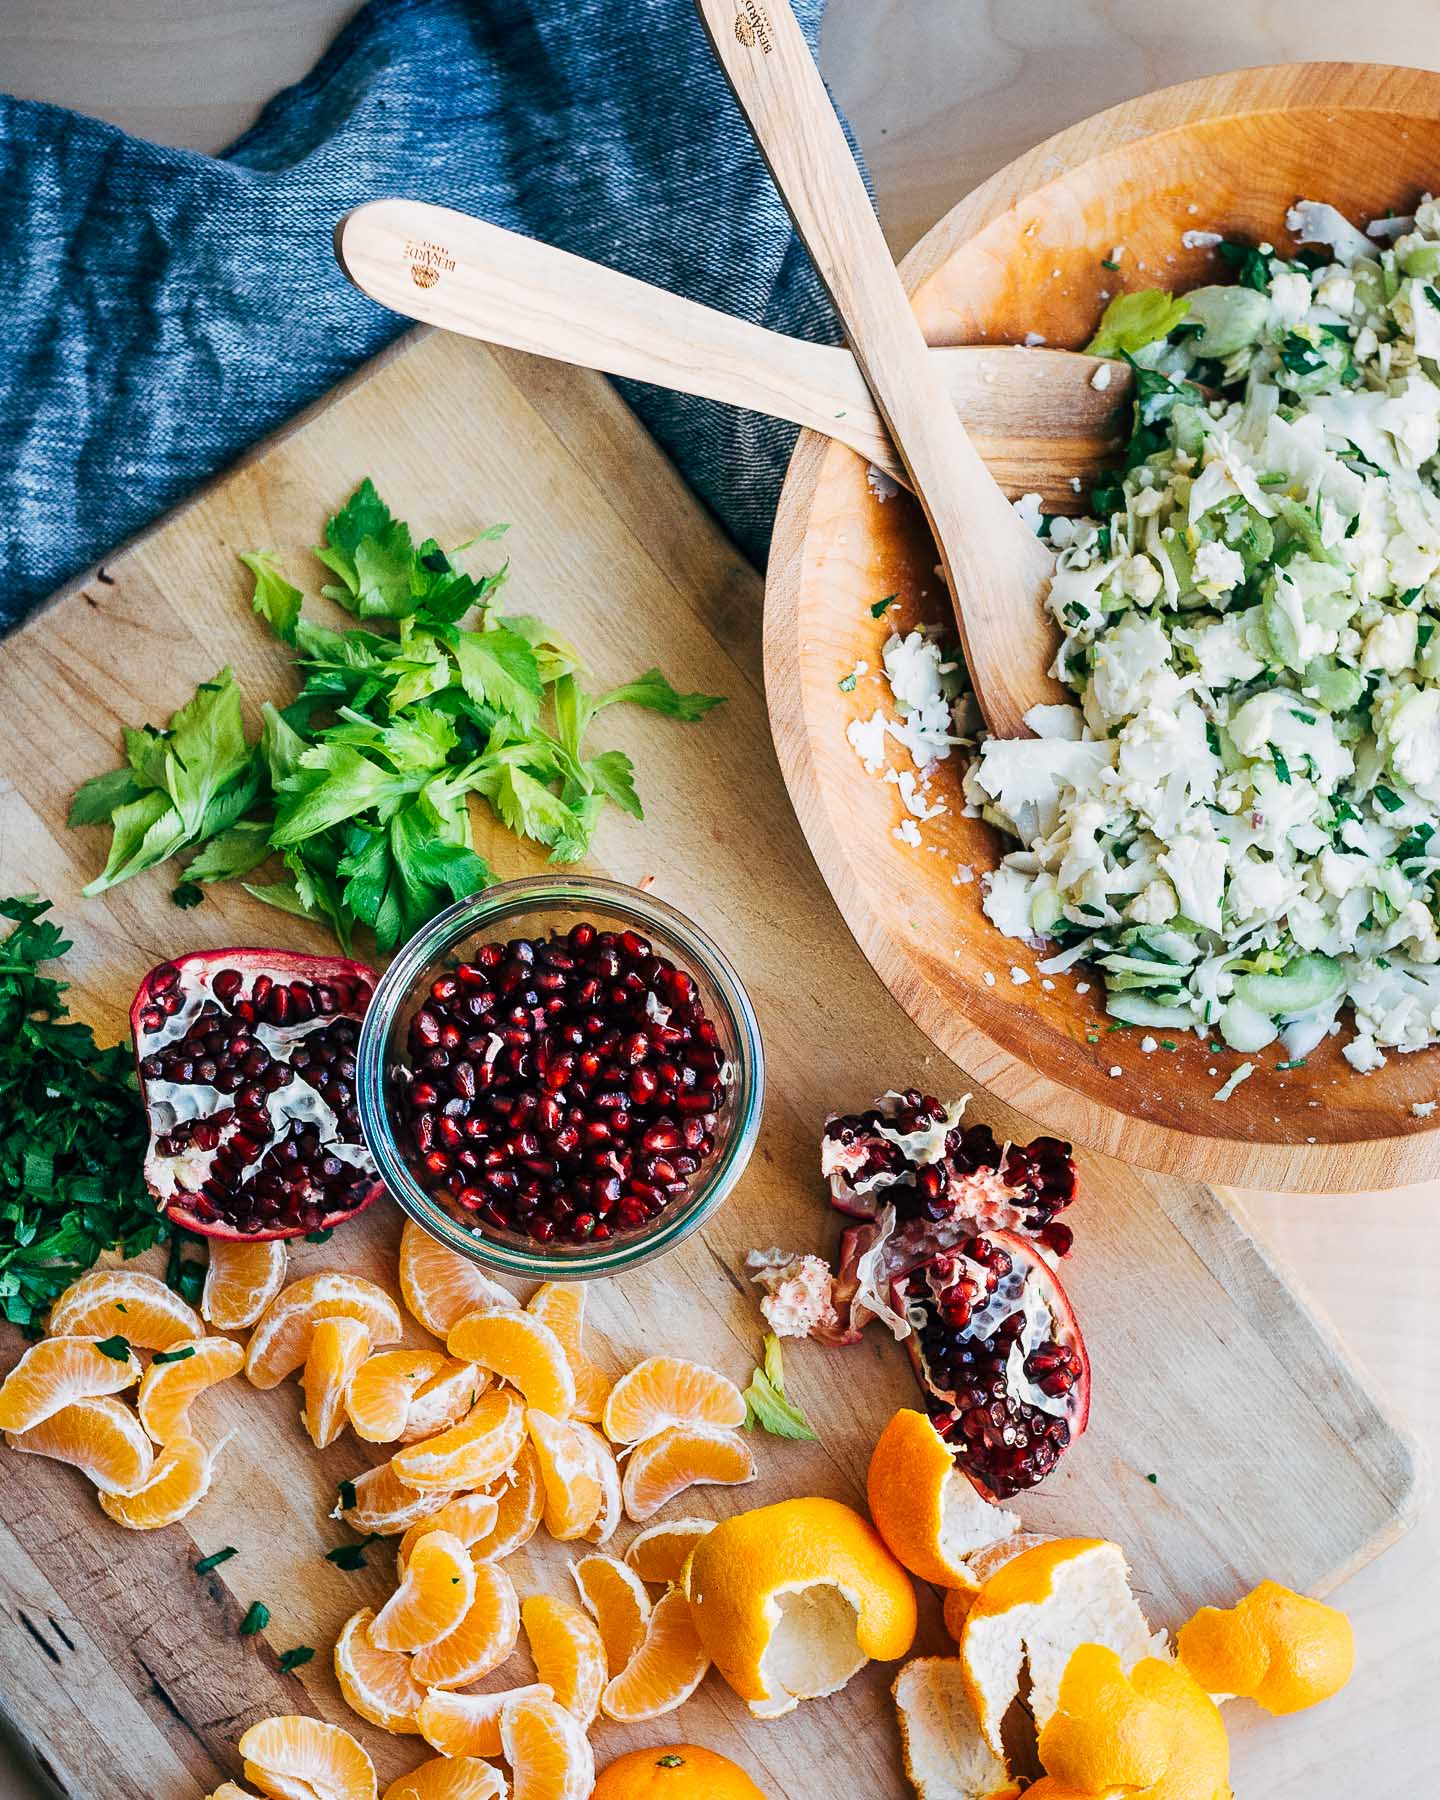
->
[[768, 62, 1440, 1193]]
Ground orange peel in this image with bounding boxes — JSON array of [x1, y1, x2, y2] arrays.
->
[[686, 1495, 916, 1717], [892, 1657, 1021, 1800], [1177, 1580, 1354, 1715], [867, 1409, 1021, 1590]]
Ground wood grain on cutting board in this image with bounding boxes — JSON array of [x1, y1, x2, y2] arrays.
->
[[0, 328, 1421, 1798]]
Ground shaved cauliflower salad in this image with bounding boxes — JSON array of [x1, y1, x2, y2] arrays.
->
[[874, 198, 1440, 1073]]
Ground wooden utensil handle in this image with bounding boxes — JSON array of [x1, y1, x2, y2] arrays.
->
[[336, 200, 900, 476], [692, 0, 1061, 735]]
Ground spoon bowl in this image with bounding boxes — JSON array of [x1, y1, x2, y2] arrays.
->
[[767, 60, 1440, 1193]]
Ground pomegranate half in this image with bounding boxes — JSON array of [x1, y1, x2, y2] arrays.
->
[[815, 1089, 1089, 1499], [131, 949, 382, 1240]]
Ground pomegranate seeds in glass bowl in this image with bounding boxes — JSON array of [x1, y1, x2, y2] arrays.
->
[[357, 878, 764, 1279]]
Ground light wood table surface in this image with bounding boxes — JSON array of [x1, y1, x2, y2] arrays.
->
[[0, 3, 1436, 1796]]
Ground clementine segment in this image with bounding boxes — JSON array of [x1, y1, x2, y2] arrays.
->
[[346, 1348, 450, 1443], [521, 1593, 607, 1728], [382, 1755, 507, 1800], [446, 1309, 575, 1417], [571, 1552, 653, 1675], [390, 1389, 525, 1492], [623, 1518, 715, 1588], [500, 1690, 594, 1800], [400, 1358, 488, 1444], [397, 1493, 501, 1573], [0, 1336, 142, 1433], [238, 1715, 377, 1800], [337, 1462, 457, 1536], [137, 1335, 244, 1444], [7, 1393, 154, 1495], [301, 1316, 372, 1449], [399, 1218, 518, 1339], [470, 1440, 545, 1560], [372, 1530, 477, 1653], [602, 1357, 745, 1446], [526, 1410, 603, 1541], [98, 1432, 227, 1529], [334, 1606, 428, 1735], [202, 1238, 288, 1329], [620, 1425, 755, 1522], [600, 1588, 710, 1723], [416, 1684, 554, 1760], [410, 1559, 521, 1689], [47, 1268, 202, 1349], [245, 1273, 402, 1389], [527, 1282, 612, 1423]]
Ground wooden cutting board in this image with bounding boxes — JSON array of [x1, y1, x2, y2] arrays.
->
[[0, 328, 1421, 1800]]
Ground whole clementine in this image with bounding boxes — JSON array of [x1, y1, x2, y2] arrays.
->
[[591, 1744, 768, 1800]]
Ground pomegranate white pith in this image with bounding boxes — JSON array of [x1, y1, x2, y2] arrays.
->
[[131, 948, 382, 1241]]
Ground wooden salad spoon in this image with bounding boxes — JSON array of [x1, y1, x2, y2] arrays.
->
[[335, 201, 1129, 524], [691, 0, 1066, 734]]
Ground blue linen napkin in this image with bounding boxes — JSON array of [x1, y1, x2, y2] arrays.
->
[[0, 0, 848, 635]]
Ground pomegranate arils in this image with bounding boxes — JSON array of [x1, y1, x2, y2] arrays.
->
[[393, 922, 729, 1245], [131, 949, 381, 1242]]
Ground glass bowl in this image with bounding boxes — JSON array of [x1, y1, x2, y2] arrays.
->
[[356, 876, 764, 1280]]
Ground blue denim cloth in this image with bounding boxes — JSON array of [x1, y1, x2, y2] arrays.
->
[[0, 0, 847, 634]]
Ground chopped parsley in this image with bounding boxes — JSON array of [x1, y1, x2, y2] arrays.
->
[[278, 1646, 315, 1673], [240, 1602, 270, 1637], [0, 898, 165, 1333], [838, 672, 858, 693], [303, 1228, 334, 1244], [336, 1479, 358, 1511], [325, 1534, 384, 1571], [870, 595, 897, 618], [93, 1335, 131, 1361], [152, 1345, 196, 1364], [194, 1546, 238, 1574], [1375, 785, 1405, 813]]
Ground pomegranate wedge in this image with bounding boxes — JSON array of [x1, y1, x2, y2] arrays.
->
[[895, 1230, 1089, 1502], [132, 949, 381, 1240]]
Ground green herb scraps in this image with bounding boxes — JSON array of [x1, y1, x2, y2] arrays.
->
[[741, 1333, 819, 1441], [0, 897, 163, 1333], [70, 480, 724, 952]]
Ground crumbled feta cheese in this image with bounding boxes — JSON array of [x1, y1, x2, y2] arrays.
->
[[1010, 966, 1031, 985], [1140, 1035, 1159, 1053], [1108, 1065, 1122, 1078], [1413, 1100, 1437, 1117], [1091, 362, 1114, 392]]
